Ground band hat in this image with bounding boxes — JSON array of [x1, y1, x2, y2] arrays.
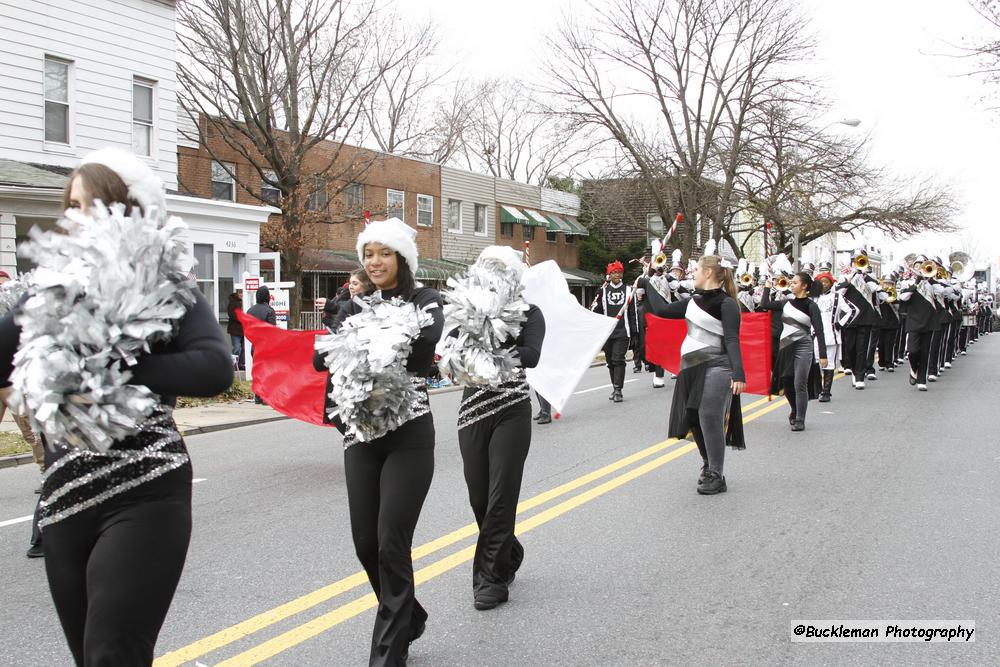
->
[[356, 217, 419, 273], [477, 245, 525, 281], [79, 148, 166, 216]]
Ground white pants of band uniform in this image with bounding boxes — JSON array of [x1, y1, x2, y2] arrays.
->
[[815, 340, 839, 369]]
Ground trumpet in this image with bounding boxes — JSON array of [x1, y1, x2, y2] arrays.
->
[[739, 272, 755, 287], [881, 281, 898, 302], [935, 266, 949, 280], [852, 254, 870, 271], [652, 252, 669, 270], [774, 275, 790, 291], [920, 261, 938, 278]]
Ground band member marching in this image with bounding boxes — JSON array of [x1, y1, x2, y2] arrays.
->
[[897, 255, 938, 391], [836, 249, 882, 389], [591, 261, 635, 402], [636, 246, 687, 388], [437, 246, 545, 612], [313, 218, 443, 665], [876, 275, 900, 373], [760, 272, 828, 431], [813, 267, 840, 402], [643, 246, 746, 494]]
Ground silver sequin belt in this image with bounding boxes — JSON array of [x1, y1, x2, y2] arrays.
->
[[457, 378, 531, 430]]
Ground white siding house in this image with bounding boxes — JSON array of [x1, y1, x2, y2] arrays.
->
[[0, 0, 275, 320], [440, 166, 495, 264]]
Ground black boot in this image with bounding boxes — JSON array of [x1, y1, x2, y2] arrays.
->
[[818, 370, 833, 402], [697, 470, 727, 495]]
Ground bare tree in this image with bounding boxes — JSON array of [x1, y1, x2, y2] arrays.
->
[[177, 0, 415, 320], [736, 102, 957, 259], [543, 0, 814, 259], [961, 1, 1000, 92]]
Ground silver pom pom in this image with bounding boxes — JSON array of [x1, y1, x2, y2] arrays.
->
[[438, 261, 529, 387], [10, 204, 196, 453], [0, 279, 27, 316], [315, 295, 433, 443]]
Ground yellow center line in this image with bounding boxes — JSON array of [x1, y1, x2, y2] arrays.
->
[[207, 395, 799, 666], [154, 390, 793, 666]]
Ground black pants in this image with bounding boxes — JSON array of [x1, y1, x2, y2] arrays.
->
[[603, 335, 628, 390], [877, 328, 896, 369], [43, 465, 192, 667], [908, 330, 933, 384], [459, 399, 531, 599], [841, 325, 872, 378], [945, 322, 958, 363], [344, 413, 435, 667], [928, 328, 943, 377]]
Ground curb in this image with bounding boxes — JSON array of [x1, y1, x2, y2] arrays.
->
[[0, 452, 33, 469]]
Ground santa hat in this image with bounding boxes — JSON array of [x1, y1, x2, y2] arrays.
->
[[356, 217, 419, 273], [477, 245, 525, 281], [606, 260, 624, 275], [79, 147, 166, 216]]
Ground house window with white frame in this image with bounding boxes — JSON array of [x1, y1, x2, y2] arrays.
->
[[211, 161, 236, 201], [448, 199, 462, 232], [44, 56, 71, 144], [417, 194, 433, 227], [132, 77, 155, 157], [387, 189, 404, 222], [646, 213, 664, 245], [193, 243, 215, 311], [261, 169, 280, 206], [474, 204, 487, 235]]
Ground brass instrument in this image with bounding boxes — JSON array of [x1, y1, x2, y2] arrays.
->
[[948, 251, 974, 282], [774, 275, 790, 290], [652, 252, 669, 270], [920, 261, 938, 278], [935, 266, 949, 280], [881, 281, 898, 302], [903, 253, 918, 267], [852, 254, 870, 271], [739, 272, 755, 286]]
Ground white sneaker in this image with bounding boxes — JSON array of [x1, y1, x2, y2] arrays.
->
[[652, 377, 665, 388], [854, 381, 865, 390], [944, 362, 952, 369], [866, 372, 877, 380], [961, 351, 967, 355], [917, 384, 928, 391], [928, 375, 937, 382]]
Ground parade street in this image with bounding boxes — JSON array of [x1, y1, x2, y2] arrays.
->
[[2, 342, 998, 667]]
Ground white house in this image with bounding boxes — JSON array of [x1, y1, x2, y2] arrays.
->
[[0, 0, 274, 320]]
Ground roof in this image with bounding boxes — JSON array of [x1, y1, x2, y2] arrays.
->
[[0, 160, 70, 188], [561, 267, 603, 285]]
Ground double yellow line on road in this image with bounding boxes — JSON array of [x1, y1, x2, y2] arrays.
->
[[157, 384, 829, 666]]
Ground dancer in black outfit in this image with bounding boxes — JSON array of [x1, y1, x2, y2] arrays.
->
[[592, 261, 633, 402], [313, 218, 442, 666], [449, 246, 545, 611], [760, 273, 828, 431], [0, 150, 233, 666], [644, 254, 746, 495]]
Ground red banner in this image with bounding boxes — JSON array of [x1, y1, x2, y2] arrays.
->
[[644, 311, 772, 396], [237, 310, 332, 427]]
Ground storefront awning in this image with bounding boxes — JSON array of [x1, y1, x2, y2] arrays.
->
[[544, 213, 575, 234], [521, 208, 550, 228], [301, 249, 467, 282], [499, 205, 528, 225], [562, 267, 603, 285], [562, 216, 590, 236]]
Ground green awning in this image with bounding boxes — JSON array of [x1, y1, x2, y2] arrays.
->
[[544, 213, 575, 234], [522, 208, 550, 228], [499, 205, 529, 225], [304, 250, 466, 282], [562, 216, 590, 237]]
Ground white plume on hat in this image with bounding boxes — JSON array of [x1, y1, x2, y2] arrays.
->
[[737, 258, 747, 274], [356, 217, 419, 273], [671, 248, 683, 269], [79, 148, 166, 216], [476, 245, 525, 281], [771, 253, 793, 275], [703, 238, 717, 257]]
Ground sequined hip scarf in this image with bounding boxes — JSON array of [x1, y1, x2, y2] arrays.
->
[[457, 378, 531, 430]]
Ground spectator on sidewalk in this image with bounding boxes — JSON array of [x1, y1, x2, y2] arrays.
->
[[246, 286, 276, 403], [226, 292, 245, 370]]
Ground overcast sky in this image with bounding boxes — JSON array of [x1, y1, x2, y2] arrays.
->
[[402, 0, 1000, 269]]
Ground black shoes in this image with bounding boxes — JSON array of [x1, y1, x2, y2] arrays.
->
[[633, 365, 642, 373], [791, 421, 805, 432], [909, 372, 918, 386], [698, 463, 709, 485], [788, 411, 795, 426], [612, 389, 623, 403], [536, 414, 552, 425], [818, 393, 830, 403], [697, 470, 727, 495], [474, 588, 509, 611], [532, 412, 542, 421], [26, 544, 44, 559]]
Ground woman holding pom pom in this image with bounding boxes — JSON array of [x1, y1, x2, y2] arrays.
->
[[313, 218, 443, 666]]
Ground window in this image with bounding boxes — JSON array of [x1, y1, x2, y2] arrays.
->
[[306, 177, 328, 212], [387, 189, 405, 222], [646, 213, 664, 245], [132, 78, 155, 156], [211, 161, 235, 201], [193, 243, 215, 312], [217, 251, 246, 321], [261, 169, 280, 206], [546, 230, 557, 243], [474, 204, 487, 235], [565, 233, 576, 245], [346, 182, 364, 210], [524, 224, 535, 241], [447, 199, 462, 233], [500, 221, 514, 238], [417, 194, 433, 227], [44, 57, 70, 144]]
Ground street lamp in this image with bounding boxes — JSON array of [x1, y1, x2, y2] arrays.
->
[[837, 118, 862, 128]]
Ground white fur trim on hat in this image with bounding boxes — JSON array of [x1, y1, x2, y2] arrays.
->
[[79, 148, 166, 216], [476, 245, 524, 280], [356, 217, 419, 274]]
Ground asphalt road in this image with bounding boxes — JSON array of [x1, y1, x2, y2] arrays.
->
[[1, 337, 998, 666]]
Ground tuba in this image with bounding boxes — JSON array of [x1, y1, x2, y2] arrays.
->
[[949, 251, 974, 282]]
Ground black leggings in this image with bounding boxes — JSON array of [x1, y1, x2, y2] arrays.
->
[[458, 399, 531, 598], [43, 465, 192, 667], [603, 335, 628, 389], [344, 413, 435, 667]]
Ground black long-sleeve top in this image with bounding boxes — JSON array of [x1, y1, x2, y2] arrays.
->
[[759, 291, 827, 355], [313, 286, 444, 377], [509, 304, 545, 368], [644, 285, 745, 382], [0, 289, 233, 403]]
